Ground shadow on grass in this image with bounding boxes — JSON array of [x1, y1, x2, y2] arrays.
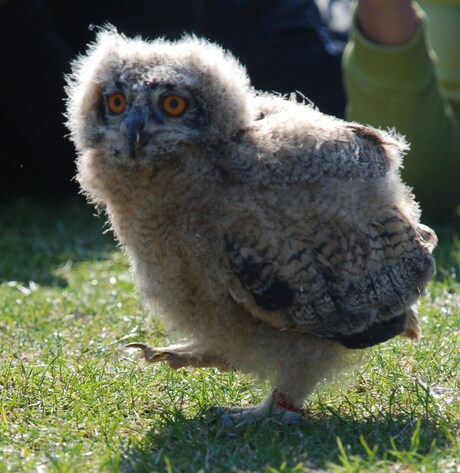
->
[[120, 409, 451, 472], [0, 196, 115, 286]]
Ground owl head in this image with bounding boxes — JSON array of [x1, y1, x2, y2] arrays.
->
[[65, 27, 255, 167]]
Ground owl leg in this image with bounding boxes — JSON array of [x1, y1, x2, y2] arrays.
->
[[215, 391, 304, 425], [219, 392, 309, 425], [219, 361, 328, 425], [124, 342, 231, 370]]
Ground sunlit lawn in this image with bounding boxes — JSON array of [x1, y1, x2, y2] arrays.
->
[[0, 198, 458, 472]]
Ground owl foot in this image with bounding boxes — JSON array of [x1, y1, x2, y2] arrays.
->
[[124, 342, 230, 370], [213, 390, 306, 425]]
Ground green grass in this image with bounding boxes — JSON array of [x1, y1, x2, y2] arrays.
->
[[0, 197, 459, 472]]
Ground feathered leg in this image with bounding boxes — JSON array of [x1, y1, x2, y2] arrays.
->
[[218, 338, 344, 425], [125, 342, 231, 370], [219, 362, 324, 425]]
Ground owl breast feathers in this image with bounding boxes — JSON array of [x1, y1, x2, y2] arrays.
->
[[66, 29, 437, 352]]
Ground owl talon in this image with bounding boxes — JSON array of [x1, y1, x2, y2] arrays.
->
[[124, 342, 171, 363], [207, 392, 306, 425], [124, 343, 230, 370]]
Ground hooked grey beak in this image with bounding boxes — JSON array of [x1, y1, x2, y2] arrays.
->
[[124, 106, 145, 155]]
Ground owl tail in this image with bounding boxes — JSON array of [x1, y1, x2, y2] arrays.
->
[[402, 306, 421, 341]]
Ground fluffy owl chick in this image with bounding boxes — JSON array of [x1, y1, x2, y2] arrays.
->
[[66, 28, 437, 424]]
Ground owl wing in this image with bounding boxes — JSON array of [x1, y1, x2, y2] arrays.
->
[[222, 210, 435, 349], [218, 105, 436, 349]]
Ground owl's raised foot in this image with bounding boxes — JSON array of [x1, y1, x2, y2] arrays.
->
[[212, 390, 306, 426], [124, 342, 230, 370], [124, 342, 176, 365]]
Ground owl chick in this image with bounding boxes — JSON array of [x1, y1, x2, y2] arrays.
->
[[66, 28, 437, 424]]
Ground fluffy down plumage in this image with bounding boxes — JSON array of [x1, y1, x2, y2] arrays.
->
[[65, 28, 437, 423]]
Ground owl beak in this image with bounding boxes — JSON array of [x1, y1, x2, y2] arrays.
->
[[124, 107, 146, 157]]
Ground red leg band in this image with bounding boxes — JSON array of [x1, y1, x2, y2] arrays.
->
[[272, 389, 305, 414]]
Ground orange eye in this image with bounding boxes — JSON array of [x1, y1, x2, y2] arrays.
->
[[107, 93, 127, 114], [162, 95, 187, 117]]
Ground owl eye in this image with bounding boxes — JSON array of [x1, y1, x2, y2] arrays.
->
[[107, 93, 127, 114], [161, 95, 187, 117]]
